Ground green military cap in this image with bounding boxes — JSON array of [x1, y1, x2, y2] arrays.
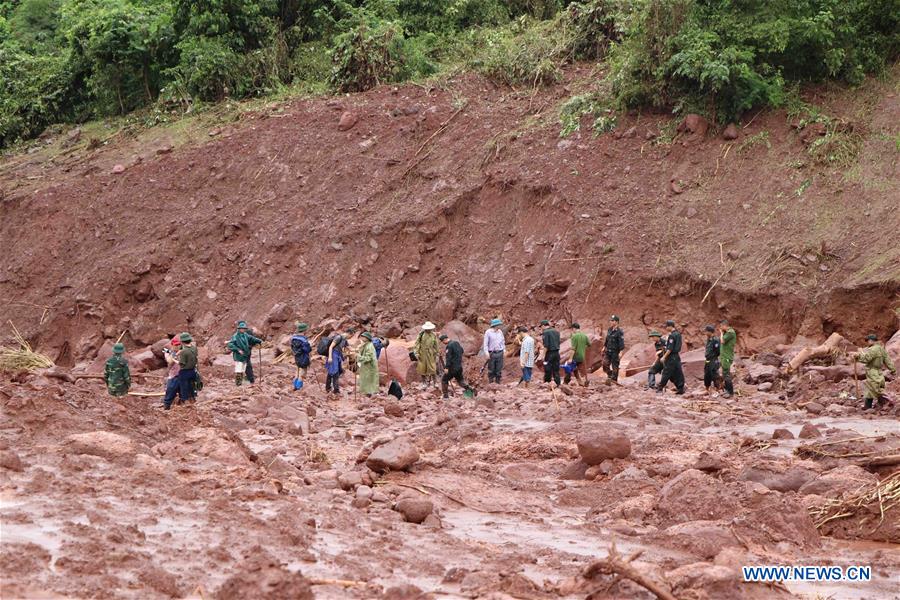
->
[[572, 322, 581, 329], [540, 319, 550, 326], [179, 332, 193, 343], [296, 322, 309, 332], [648, 331, 662, 338], [236, 320, 248, 329], [665, 320, 676, 327], [439, 334, 448, 341], [610, 315, 620, 321], [112, 343, 125, 354], [361, 332, 373, 341], [705, 325, 715, 332], [866, 333, 878, 341]]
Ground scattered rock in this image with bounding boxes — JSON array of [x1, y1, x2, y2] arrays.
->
[[745, 362, 781, 384], [337, 111, 358, 131], [0, 449, 24, 471], [772, 428, 794, 440], [804, 402, 825, 415], [365, 437, 419, 473], [798, 423, 821, 438], [337, 471, 363, 491], [559, 459, 589, 480], [475, 397, 495, 410], [757, 382, 774, 392], [722, 123, 739, 140], [678, 114, 709, 138], [559, 384, 574, 396], [693, 451, 726, 473], [799, 465, 878, 498], [383, 584, 425, 600], [576, 427, 632, 465], [138, 566, 182, 598], [394, 498, 433, 524], [356, 485, 373, 500], [111, 164, 126, 174], [214, 557, 313, 600], [66, 431, 138, 461], [737, 463, 817, 492], [384, 402, 404, 417], [657, 469, 740, 524]]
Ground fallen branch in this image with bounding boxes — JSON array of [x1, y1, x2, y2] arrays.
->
[[701, 262, 734, 305], [786, 332, 849, 373], [128, 391, 165, 397], [414, 104, 465, 157], [308, 578, 371, 587], [584, 543, 677, 600]]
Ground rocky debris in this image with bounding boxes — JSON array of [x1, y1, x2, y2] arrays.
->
[[214, 555, 313, 600], [138, 566, 183, 598], [111, 164, 126, 174], [799, 465, 878, 498], [693, 452, 726, 473], [804, 402, 825, 414], [130, 347, 165, 372], [772, 428, 794, 440], [66, 431, 138, 461], [366, 437, 419, 472], [798, 422, 821, 438], [394, 498, 434, 524], [337, 111, 358, 131], [384, 402, 405, 417], [667, 562, 742, 599], [576, 428, 631, 465], [441, 320, 481, 355], [886, 329, 900, 364], [744, 363, 781, 384], [0, 449, 25, 471], [737, 462, 817, 492], [337, 470, 364, 491], [657, 469, 740, 524], [677, 114, 709, 138], [383, 584, 426, 600], [661, 521, 740, 559], [475, 396, 495, 409], [560, 459, 589, 480], [379, 343, 413, 384], [722, 123, 740, 140]]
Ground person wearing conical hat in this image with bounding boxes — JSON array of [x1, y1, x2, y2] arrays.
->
[[226, 320, 263, 386], [852, 334, 897, 410], [413, 321, 440, 388], [177, 332, 199, 403], [357, 332, 379, 396], [483, 318, 506, 384], [104, 343, 131, 397]]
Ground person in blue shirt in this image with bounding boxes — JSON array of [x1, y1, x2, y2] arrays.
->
[[325, 334, 346, 396]]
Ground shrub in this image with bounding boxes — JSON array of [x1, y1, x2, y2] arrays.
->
[[170, 35, 241, 101]]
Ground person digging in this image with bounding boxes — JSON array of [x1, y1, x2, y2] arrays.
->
[[646, 331, 666, 389], [226, 320, 263, 386], [852, 333, 897, 410], [440, 334, 475, 399]]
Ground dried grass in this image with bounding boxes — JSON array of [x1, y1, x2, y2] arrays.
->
[[0, 321, 54, 372], [809, 472, 900, 531]]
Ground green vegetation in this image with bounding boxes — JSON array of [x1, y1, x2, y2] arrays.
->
[[1, 0, 897, 148]]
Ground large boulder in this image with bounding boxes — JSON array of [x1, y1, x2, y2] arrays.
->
[[66, 431, 138, 460], [366, 437, 420, 473], [620, 343, 658, 377], [680, 349, 708, 381], [798, 465, 878, 499], [576, 428, 631, 465], [441, 320, 481, 355], [744, 362, 781, 384], [131, 346, 165, 372], [657, 469, 740, 524], [737, 463, 818, 492], [379, 341, 412, 385], [394, 498, 434, 524], [886, 329, 900, 365], [431, 296, 458, 325]]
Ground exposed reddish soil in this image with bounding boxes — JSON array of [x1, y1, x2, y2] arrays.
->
[[1, 63, 899, 599]]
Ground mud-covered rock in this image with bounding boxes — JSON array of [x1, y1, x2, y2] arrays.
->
[[798, 465, 878, 498], [661, 521, 740, 559], [772, 428, 794, 440], [560, 459, 589, 480], [441, 320, 481, 355], [366, 437, 419, 472], [798, 422, 821, 438], [394, 498, 433, 524], [214, 561, 313, 599], [0, 449, 24, 471], [577, 428, 631, 465], [744, 362, 781, 384], [693, 451, 726, 473], [138, 566, 182, 598], [657, 469, 740, 524], [737, 463, 817, 492], [337, 111, 358, 131], [384, 402, 404, 417], [66, 431, 138, 460]]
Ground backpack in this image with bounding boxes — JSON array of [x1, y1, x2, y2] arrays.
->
[[316, 336, 333, 357]]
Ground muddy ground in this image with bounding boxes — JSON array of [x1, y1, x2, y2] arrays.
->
[[2, 352, 898, 599]]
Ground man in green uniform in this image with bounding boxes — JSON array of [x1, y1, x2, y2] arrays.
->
[[853, 334, 897, 410], [603, 315, 625, 383], [567, 323, 590, 387], [656, 320, 685, 394], [541, 320, 561, 387], [226, 320, 263, 386], [647, 331, 666, 389], [356, 332, 379, 396], [719, 319, 737, 398], [177, 332, 199, 403], [104, 343, 131, 397], [413, 321, 440, 388], [703, 325, 721, 395]]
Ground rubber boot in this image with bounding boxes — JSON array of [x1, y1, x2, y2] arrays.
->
[[864, 397, 873, 410], [441, 380, 449, 399], [234, 374, 243, 386], [647, 373, 655, 389]]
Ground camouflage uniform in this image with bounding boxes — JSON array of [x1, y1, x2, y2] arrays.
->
[[104, 354, 131, 397], [857, 342, 896, 408]]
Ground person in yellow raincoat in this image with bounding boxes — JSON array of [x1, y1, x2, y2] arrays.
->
[[413, 321, 440, 388], [853, 333, 896, 410], [357, 332, 379, 396]]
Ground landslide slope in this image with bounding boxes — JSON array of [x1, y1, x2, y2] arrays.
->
[[1, 66, 898, 363]]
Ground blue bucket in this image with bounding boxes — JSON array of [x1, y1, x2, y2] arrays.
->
[[293, 378, 304, 390]]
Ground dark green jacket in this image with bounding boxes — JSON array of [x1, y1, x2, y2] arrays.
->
[[104, 355, 131, 396], [445, 340, 464, 372], [705, 336, 720, 361], [542, 328, 561, 353], [178, 346, 198, 370], [227, 331, 262, 362]]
